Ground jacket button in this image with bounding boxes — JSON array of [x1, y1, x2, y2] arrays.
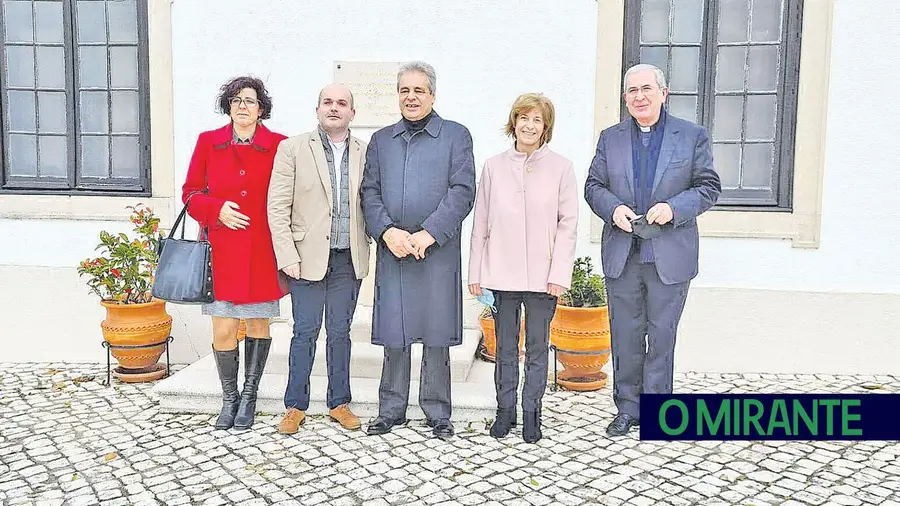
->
[[239, 170, 246, 176], [241, 190, 247, 197], [326, 235, 330, 240]]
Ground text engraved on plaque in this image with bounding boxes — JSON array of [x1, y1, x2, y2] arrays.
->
[[334, 61, 400, 127]]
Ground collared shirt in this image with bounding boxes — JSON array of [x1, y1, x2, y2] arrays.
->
[[232, 128, 254, 145]]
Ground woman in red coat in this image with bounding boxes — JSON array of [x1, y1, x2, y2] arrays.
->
[[181, 76, 287, 431]]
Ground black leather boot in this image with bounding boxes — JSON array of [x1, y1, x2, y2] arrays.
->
[[523, 410, 542, 443], [233, 337, 272, 431], [490, 407, 517, 439], [213, 347, 241, 430]]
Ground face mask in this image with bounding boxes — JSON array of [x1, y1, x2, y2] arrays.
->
[[475, 288, 497, 313]]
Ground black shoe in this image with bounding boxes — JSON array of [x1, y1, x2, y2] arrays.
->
[[233, 337, 272, 431], [606, 413, 639, 437], [429, 419, 454, 440], [366, 416, 407, 435], [490, 408, 516, 439], [212, 347, 241, 430], [523, 410, 542, 443]]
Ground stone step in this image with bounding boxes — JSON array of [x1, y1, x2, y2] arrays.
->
[[265, 316, 482, 382], [151, 343, 537, 422]]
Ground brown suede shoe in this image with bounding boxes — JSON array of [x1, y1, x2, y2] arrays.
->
[[329, 404, 361, 430], [277, 408, 305, 434]]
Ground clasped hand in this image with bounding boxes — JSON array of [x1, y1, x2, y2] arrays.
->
[[612, 203, 673, 232], [384, 227, 435, 260]]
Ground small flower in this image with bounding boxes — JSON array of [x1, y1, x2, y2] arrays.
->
[[111, 269, 121, 277]]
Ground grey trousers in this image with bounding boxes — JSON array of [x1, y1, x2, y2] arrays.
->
[[493, 290, 557, 413], [605, 254, 690, 419], [378, 345, 451, 422]]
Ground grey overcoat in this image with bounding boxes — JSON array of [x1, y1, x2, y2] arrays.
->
[[360, 112, 476, 348]]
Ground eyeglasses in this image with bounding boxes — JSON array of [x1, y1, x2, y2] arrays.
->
[[230, 97, 259, 108]]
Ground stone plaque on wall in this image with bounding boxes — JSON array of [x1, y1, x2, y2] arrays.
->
[[333, 61, 400, 127]]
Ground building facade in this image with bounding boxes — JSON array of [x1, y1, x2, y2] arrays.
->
[[1, 0, 897, 374]]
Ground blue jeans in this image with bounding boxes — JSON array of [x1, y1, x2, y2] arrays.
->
[[284, 249, 361, 411]]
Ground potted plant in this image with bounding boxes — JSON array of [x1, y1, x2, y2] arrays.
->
[[549, 256, 611, 391], [77, 204, 173, 382], [478, 305, 525, 362]]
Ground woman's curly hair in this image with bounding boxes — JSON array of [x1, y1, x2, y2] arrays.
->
[[215, 76, 274, 120]]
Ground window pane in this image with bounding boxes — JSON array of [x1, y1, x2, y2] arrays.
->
[[745, 94, 776, 141], [715, 46, 747, 92], [79, 90, 108, 133], [107, 0, 136, 43], [748, 46, 779, 91], [639, 46, 668, 73], [37, 91, 66, 133], [718, 0, 750, 43], [713, 95, 744, 141], [76, 0, 106, 43], [640, 0, 669, 43], [8, 134, 38, 176], [109, 46, 137, 88], [742, 143, 774, 188], [667, 95, 697, 123], [751, 0, 782, 42], [713, 143, 740, 189], [8, 90, 36, 132], [111, 90, 138, 133], [3, 0, 34, 43], [34, 1, 63, 43], [38, 135, 67, 177], [111, 136, 139, 178], [78, 46, 108, 89], [36, 46, 65, 89], [81, 135, 109, 177], [671, 0, 703, 43], [669, 46, 699, 93], [5, 46, 35, 87]]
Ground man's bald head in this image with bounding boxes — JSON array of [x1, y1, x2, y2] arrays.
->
[[317, 83, 354, 110]]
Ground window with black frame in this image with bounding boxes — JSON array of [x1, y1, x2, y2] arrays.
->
[[623, 0, 803, 209], [0, 0, 149, 194]]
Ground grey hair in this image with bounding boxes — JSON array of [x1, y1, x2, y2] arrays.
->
[[623, 63, 668, 91], [397, 60, 436, 94]]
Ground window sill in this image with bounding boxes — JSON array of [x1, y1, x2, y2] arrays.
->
[[0, 194, 174, 223]]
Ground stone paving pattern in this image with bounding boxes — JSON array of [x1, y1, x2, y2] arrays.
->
[[1, 363, 899, 506]]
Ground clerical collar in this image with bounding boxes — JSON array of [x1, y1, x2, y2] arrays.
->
[[633, 106, 667, 133], [403, 110, 434, 133]]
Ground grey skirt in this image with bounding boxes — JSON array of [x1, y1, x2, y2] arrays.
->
[[201, 300, 280, 319]]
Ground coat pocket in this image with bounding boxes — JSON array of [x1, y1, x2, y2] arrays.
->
[[291, 229, 307, 242]]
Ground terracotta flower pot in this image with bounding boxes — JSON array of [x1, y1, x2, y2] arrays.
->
[[100, 298, 173, 370], [549, 304, 611, 375], [479, 316, 525, 362]]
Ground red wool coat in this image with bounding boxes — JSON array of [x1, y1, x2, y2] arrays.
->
[[182, 123, 288, 305]]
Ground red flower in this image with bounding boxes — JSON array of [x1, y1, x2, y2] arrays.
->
[[111, 269, 121, 277]]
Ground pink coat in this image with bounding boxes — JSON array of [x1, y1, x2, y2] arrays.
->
[[468, 143, 579, 292]]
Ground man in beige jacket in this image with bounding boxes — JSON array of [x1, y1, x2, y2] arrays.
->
[[267, 83, 371, 434]]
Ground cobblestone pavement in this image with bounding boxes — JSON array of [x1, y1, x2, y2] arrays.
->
[[2, 363, 899, 506]]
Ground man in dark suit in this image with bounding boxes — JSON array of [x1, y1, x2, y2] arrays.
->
[[585, 64, 721, 437]]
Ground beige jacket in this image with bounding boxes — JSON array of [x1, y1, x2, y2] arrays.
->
[[267, 130, 371, 281]]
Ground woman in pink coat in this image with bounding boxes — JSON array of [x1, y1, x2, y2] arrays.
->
[[468, 93, 579, 443]]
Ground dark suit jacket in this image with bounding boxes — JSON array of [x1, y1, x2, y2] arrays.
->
[[585, 113, 721, 285]]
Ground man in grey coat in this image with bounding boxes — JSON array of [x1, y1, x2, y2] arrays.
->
[[585, 64, 721, 437], [360, 61, 476, 440]]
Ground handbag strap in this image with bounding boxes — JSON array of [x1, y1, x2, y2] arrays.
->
[[168, 190, 208, 241]]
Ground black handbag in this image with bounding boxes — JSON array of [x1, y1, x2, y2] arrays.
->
[[151, 191, 215, 304]]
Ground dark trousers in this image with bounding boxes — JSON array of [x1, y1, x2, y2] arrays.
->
[[493, 290, 558, 413], [378, 345, 451, 422], [284, 249, 361, 411], [605, 253, 690, 419]]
